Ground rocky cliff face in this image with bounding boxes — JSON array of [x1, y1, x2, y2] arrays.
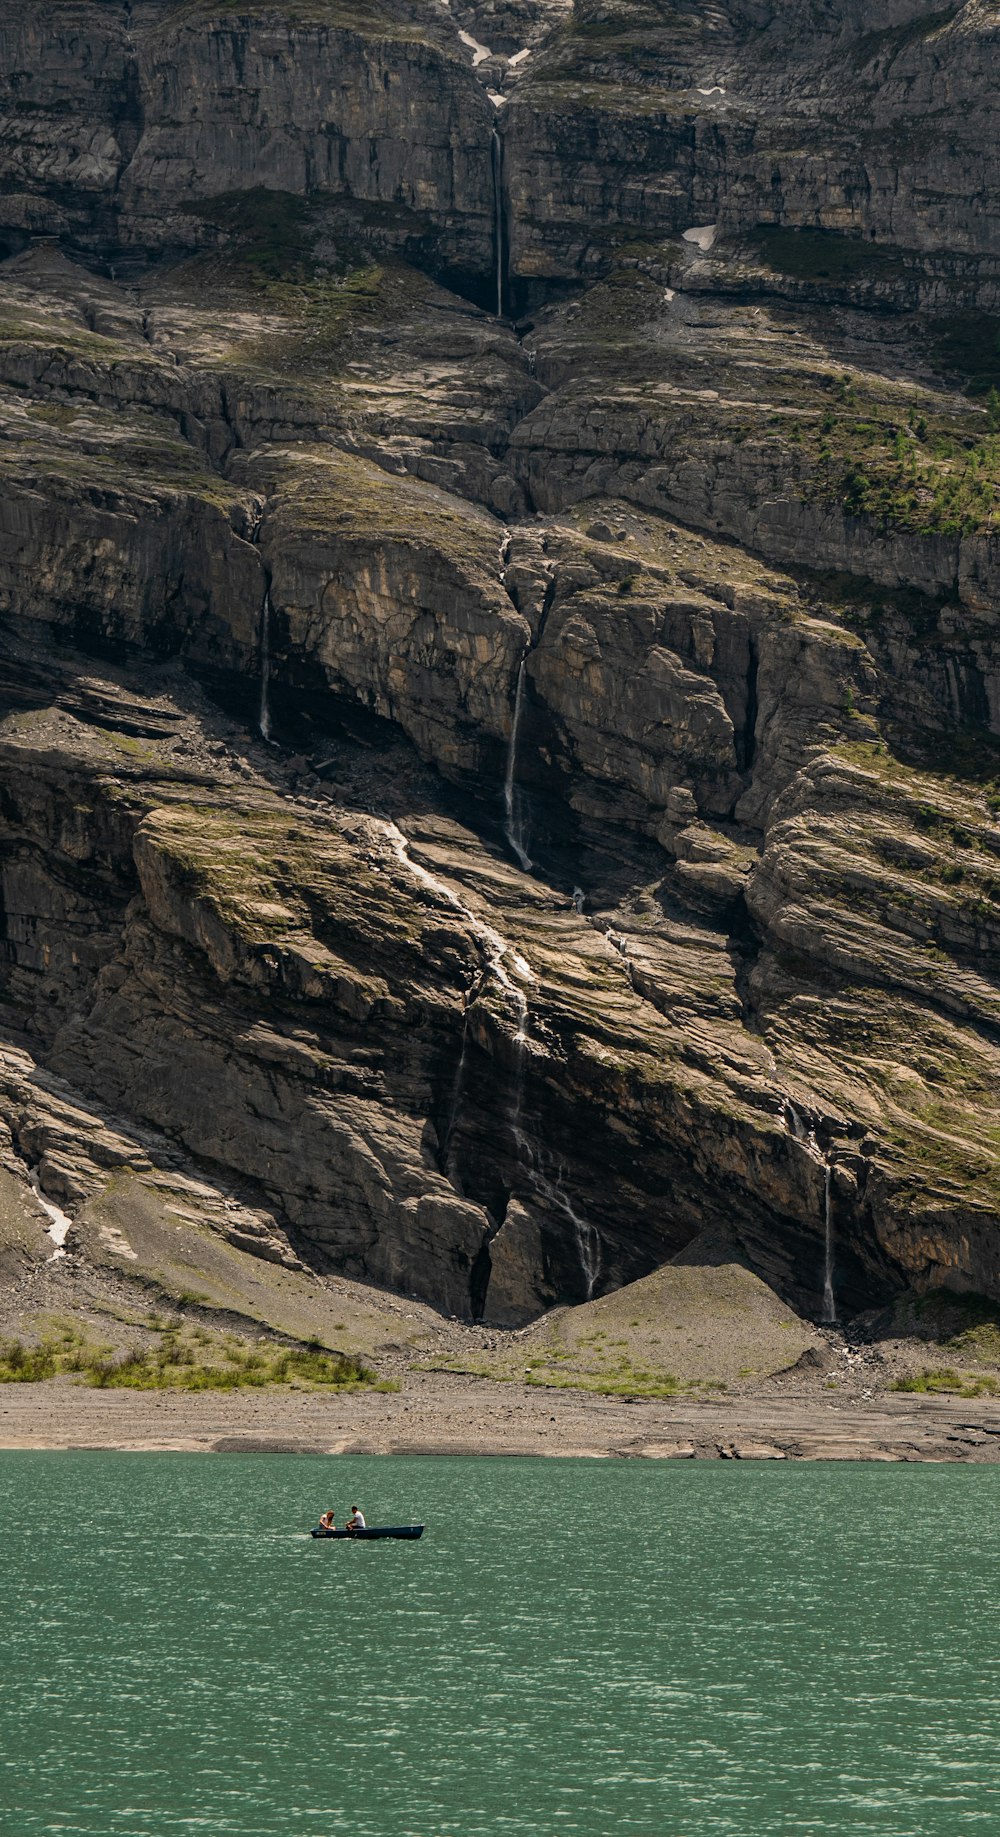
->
[[505, 0, 1000, 290], [0, 0, 997, 1328]]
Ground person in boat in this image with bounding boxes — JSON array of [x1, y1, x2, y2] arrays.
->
[[318, 1510, 336, 1532], [346, 1504, 366, 1533]]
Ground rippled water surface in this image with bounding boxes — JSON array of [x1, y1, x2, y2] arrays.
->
[[1, 1453, 998, 1835]]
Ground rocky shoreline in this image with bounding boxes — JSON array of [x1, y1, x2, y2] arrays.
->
[[3, 1373, 1000, 1463]]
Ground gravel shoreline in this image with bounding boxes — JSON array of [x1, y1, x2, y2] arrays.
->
[[2, 1372, 1000, 1461]]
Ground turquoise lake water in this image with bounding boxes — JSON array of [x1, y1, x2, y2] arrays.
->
[[0, 1453, 998, 1836]]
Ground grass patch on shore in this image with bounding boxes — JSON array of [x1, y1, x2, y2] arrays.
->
[[891, 1367, 1000, 1398], [525, 1367, 726, 1401], [413, 1354, 725, 1400], [0, 1325, 396, 1392]]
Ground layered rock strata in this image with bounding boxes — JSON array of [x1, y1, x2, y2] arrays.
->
[[0, 0, 997, 1326]]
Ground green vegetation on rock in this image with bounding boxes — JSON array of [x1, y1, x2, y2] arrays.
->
[[802, 392, 1000, 537], [892, 1367, 1000, 1398]]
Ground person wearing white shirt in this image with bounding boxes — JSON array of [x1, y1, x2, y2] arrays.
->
[[347, 1504, 366, 1532]]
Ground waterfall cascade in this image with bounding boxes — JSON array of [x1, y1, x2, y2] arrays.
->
[[822, 1163, 836, 1324], [258, 586, 272, 742], [383, 822, 598, 1297], [490, 126, 505, 317], [784, 1103, 837, 1322], [248, 507, 273, 743], [505, 994, 600, 1299], [575, 1215, 602, 1302], [604, 926, 637, 990], [503, 657, 532, 871], [442, 1009, 470, 1173], [382, 822, 533, 1000]]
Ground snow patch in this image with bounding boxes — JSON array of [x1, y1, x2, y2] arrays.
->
[[683, 224, 718, 252], [508, 48, 532, 66], [29, 1174, 73, 1261], [698, 85, 726, 96], [488, 90, 505, 108], [459, 28, 492, 65], [663, 287, 675, 302]]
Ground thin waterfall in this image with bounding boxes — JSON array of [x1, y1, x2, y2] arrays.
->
[[382, 820, 534, 996], [383, 817, 535, 1160], [822, 1163, 836, 1324], [507, 981, 530, 1156], [514, 1132, 601, 1301], [490, 126, 504, 318], [248, 505, 273, 744], [258, 586, 272, 742], [503, 657, 532, 870], [604, 925, 637, 991], [784, 1101, 808, 1141], [382, 819, 597, 1297], [442, 1008, 470, 1174], [575, 1215, 602, 1302], [506, 997, 601, 1301], [785, 1103, 836, 1321]]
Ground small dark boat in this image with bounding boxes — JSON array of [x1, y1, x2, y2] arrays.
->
[[310, 1525, 424, 1540]]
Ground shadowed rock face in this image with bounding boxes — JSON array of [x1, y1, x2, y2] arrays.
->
[[504, 0, 1000, 290], [0, 1, 997, 1327], [0, 0, 498, 289]]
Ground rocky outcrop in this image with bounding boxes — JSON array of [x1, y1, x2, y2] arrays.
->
[[0, 1, 498, 288], [4, 0, 1000, 306], [505, 0, 1000, 294], [246, 446, 528, 776]]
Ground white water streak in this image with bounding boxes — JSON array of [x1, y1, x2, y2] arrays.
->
[[490, 127, 505, 318], [383, 823, 597, 1295], [383, 824, 534, 1005], [822, 1163, 836, 1324], [503, 658, 532, 870], [259, 588, 272, 742], [443, 1013, 470, 1170], [784, 1105, 836, 1321], [511, 1129, 601, 1300]]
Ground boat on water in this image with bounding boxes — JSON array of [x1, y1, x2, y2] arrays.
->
[[310, 1525, 424, 1540]]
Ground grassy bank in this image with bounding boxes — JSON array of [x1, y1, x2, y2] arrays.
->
[[0, 1321, 398, 1393]]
